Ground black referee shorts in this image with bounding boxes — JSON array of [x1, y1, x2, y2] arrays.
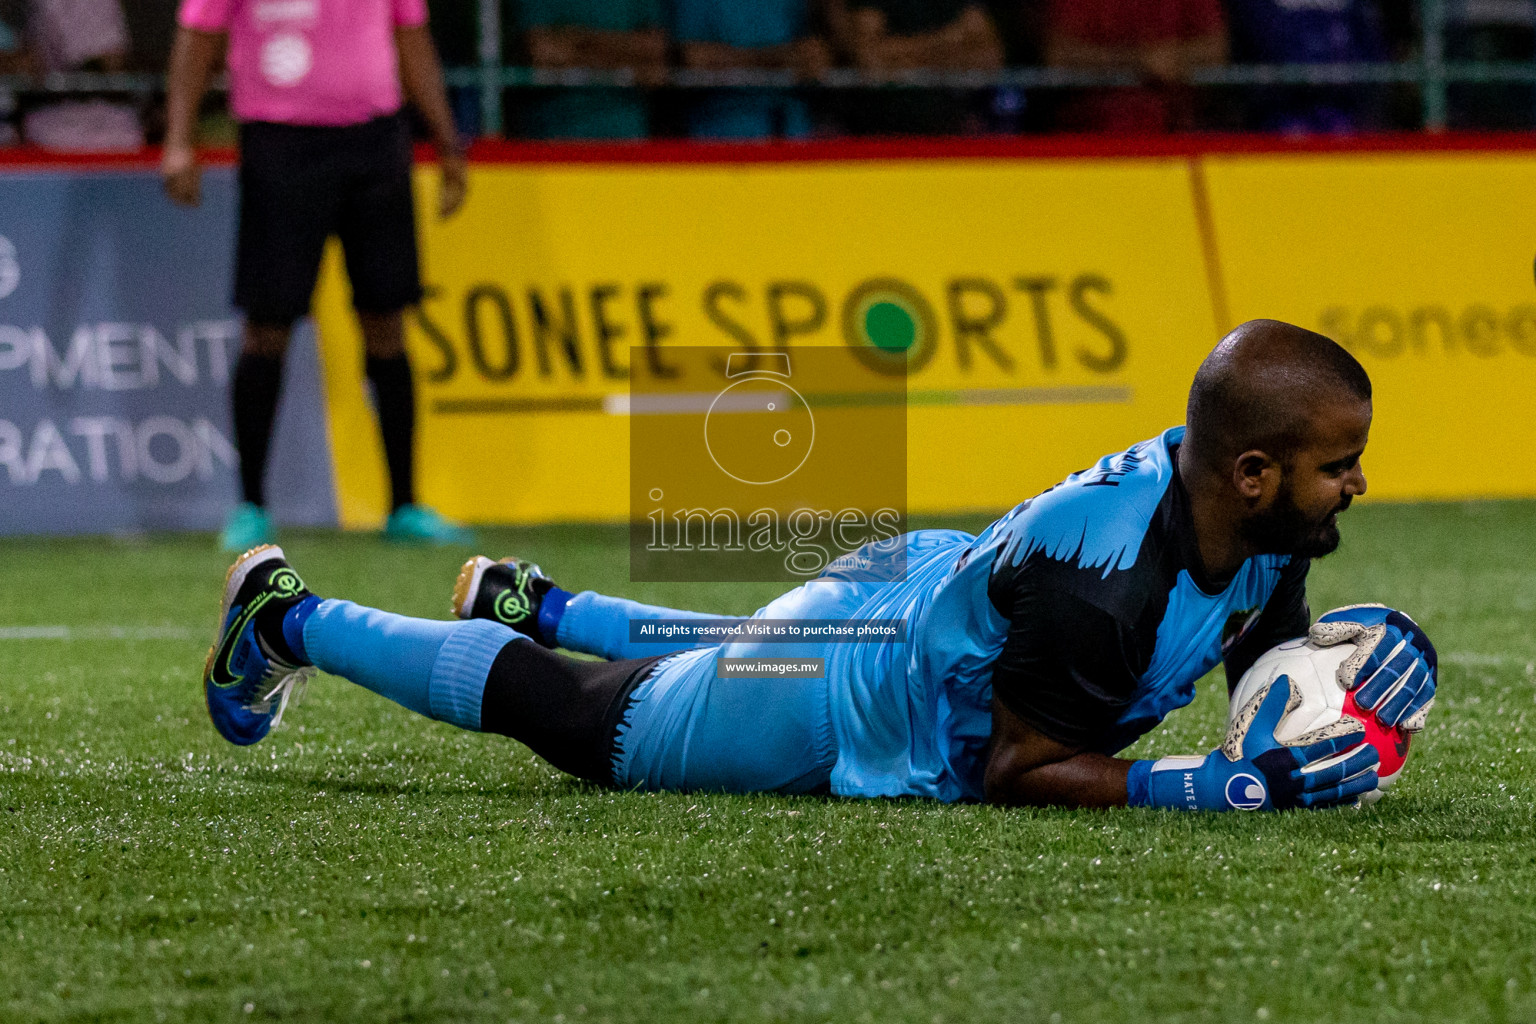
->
[[235, 112, 425, 326]]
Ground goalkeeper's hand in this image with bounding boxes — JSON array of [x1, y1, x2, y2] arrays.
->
[[1310, 604, 1438, 733], [1126, 674, 1379, 812]]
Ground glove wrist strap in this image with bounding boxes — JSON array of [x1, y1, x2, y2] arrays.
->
[[1126, 760, 1153, 807], [1140, 754, 1214, 810]]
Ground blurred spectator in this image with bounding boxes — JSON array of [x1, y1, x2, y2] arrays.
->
[[0, 15, 20, 65], [514, 0, 667, 139], [122, 0, 178, 70], [988, 0, 1050, 66], [1376, 0, 1418, 56], [1045, 0, 1228, 132], [30, 0, 127, 71], [23, 0, 144, 150], [827, 0, 1005, 135], [0, 14, 21, 144], [1445, 0, 1535, 129], [1226, 0, 1388, 133], [672, 0, 829, 140], [426, 0, 480, 135], [981, 0, 1055, 131], [426, 0, 476, 66]]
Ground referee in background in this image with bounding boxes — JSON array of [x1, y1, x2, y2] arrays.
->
[[162, 0, 471, 550]]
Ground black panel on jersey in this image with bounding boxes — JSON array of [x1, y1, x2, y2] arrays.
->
[[985, 453, 1300, 749], [1221, 556, 1312, 690], [986, 500, 1180, 748], [987, 582, 1147, 746]]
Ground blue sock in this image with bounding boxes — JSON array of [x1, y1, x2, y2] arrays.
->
[[301, 599, 521, 730], [537, 586, 573, 646], [556, 591, 721, 660], [282, 596, 321, 664]]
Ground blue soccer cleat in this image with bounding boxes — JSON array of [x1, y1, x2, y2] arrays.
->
[[203, 545, 317, 746]]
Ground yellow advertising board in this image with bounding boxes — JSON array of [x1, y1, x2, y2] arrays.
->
[[1205, 153, 1536, 501], [314, 157, 1217, 526]]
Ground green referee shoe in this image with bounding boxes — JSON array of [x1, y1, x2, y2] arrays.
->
[[219, 502, 277, 553], [383, 504, 474, 546]]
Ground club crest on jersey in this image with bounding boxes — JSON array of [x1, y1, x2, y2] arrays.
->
[[1221, 607, 1263, 656], [1225, 773, 1266, 811]]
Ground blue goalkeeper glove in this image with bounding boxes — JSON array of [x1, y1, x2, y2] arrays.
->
[[1310, 604, 1438, 733], [1126, 673, 1379, 811]]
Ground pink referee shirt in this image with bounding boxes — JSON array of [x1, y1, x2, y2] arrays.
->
[[178, 0, 427, 126]]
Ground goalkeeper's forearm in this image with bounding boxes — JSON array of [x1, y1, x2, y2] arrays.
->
[[983, 700, 1134, 807], [984, 745, 1134, 808]]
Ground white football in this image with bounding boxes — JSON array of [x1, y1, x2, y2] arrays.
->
[[1229, 635, 1411, 805]]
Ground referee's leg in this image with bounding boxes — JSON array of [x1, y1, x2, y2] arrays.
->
[[335, 113, 457, 541], [225, 121, 341, 550]]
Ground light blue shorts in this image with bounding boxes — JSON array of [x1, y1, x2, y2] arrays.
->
[[607, 574, 873, 793], [582, 530, 975, 796]]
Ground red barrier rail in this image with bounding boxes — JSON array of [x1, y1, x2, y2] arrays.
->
[[2, 130, 1536, 171], [454, 132, 1536, 164]]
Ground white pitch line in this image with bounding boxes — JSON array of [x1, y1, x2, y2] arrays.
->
[[0, 625, 200, 641], [1442, 652, 1531, 668]]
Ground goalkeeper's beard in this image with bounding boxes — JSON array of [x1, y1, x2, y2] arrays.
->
[[1242, 479, 1348, 559]]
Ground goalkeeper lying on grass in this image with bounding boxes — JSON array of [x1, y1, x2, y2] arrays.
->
[[202, 319, 1436, 812]]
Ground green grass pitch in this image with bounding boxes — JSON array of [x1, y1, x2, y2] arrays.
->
[[1, 503, 1533, 1023]]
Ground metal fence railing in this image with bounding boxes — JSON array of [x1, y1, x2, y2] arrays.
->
[[3, 0, 1533, 139], [447, 0, 1515, 137], [438, 62, 1536, 138]]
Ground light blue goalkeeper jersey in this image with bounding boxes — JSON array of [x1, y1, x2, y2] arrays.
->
[[553, 426, 1309, 801]]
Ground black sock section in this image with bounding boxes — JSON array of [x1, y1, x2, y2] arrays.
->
[[366, 353, 416, 511], [253, 591, 311, 667], [478, 644, 665, 784], [232, 352, 284, 507]]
